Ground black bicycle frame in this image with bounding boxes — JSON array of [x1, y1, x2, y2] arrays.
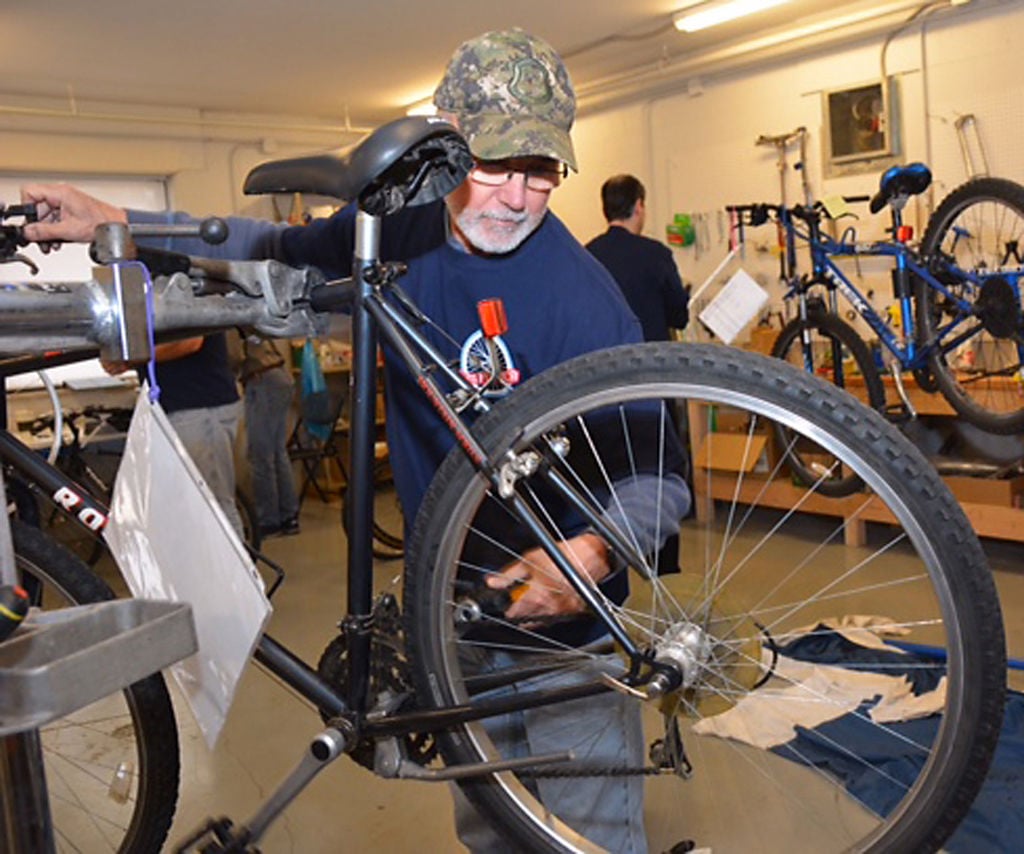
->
[[253, 208, 654, 738]]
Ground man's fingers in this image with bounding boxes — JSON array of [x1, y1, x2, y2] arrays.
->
[[486, 563, 530, 589]]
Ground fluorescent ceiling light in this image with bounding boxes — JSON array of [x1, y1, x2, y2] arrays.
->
[[673, 0, 791, 33]]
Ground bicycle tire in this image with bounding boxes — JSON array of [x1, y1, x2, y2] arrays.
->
[[405, 342, 1004, 854], [235, 487, 263, 553], [918, 176, 1024, 433], [770, 312, 885, 496], [11, 518, 180, 854]]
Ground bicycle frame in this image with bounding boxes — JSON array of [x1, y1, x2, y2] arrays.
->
[[0, 354, 113, 535], [257, 209, 651, 725], [0, 204, 664, 844]]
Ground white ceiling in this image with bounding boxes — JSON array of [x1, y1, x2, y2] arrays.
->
[[0, 0, 869, 128]]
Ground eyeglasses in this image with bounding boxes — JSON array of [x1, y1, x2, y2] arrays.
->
[[468, 159, 569, 193]]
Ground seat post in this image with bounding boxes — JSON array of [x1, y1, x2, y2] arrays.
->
[[344, 209, 382, 713]]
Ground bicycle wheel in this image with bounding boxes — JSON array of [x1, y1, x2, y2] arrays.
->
[[11, 519, 180, 853], [234, 487, 263, 553], [770, 311, 885, 496], [918, 177, 1024, 433], [405, 343, 1004, 854]]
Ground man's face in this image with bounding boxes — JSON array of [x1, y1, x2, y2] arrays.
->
[[446, 157, 563, 255]]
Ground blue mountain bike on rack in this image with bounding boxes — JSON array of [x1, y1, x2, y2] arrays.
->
[[728, 163, 1024, 496]]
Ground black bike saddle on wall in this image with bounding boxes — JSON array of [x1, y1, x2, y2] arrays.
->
[[870, 162, 932, 213], [243, 115, 473, 217]]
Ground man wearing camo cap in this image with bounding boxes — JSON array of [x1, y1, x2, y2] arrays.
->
[[23, 29, 683, 853]]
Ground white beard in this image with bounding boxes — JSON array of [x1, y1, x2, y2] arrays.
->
[[451, 207, 544, 255]]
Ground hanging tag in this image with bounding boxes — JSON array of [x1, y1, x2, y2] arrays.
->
[[104, 385, 271, 748]]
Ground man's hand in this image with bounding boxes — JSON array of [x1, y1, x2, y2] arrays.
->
[[486, 533, 610, 622], [20, 183, 128, 248]]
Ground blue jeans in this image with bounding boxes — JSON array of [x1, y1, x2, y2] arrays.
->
[[453, 649, 648, 853], [167, 399, 243, 536], [245, 367, 299, 529]]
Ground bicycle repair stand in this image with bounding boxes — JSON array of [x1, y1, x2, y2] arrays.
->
[[0, 470, 197, 852]]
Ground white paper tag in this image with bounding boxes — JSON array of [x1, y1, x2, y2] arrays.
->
[[698, 268, 770, 344], [104, 386, 271, 748]]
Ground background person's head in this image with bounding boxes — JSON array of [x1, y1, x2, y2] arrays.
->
[[601, 175, 646, 229], [433, 29, 576, 255]]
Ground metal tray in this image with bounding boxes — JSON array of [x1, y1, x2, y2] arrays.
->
[[0, 599, 196, 736]]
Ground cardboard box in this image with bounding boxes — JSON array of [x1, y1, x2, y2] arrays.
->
[[942, 475, 1024, 508], [745, 326, 778, 356], [693, 432, 769, 473]]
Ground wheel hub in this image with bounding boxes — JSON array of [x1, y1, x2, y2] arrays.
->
[[653, 621, 714, 690], [622, 573, 765, 717]]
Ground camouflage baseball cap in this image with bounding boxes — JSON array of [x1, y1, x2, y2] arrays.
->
[[433, 29, 577, 171]]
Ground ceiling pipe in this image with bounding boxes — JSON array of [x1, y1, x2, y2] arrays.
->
[[575, 0, 976, 116], [0, 101, 374, 143]]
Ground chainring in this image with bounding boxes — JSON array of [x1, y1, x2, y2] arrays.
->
[[316, 595, 436, 769]]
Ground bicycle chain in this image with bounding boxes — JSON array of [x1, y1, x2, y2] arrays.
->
[[514, 764, 667, 779]]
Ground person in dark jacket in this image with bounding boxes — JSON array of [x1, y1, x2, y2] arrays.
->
[[586, 174, 689, 341]]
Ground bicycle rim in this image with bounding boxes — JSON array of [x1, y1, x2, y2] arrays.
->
[[406, 343, 1004, 854], [770, 314, 884, 497], [12, 520, 180, 853], [920, 177, 1024, 433]]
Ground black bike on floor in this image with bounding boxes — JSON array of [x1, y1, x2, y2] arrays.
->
[[17, 402, 262, 563], [0, 118, 1007, 854], [727, 163, 1024, 497]]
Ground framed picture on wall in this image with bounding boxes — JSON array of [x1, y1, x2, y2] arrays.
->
[[822, 78, 900, 177]]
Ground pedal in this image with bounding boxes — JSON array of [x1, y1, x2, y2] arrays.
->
[[173, 816, 257, 853]]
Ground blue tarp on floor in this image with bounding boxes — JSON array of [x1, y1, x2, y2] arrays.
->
[[772, 629, 1023, 853]]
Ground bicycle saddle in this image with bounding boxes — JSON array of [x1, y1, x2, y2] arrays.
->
[[869, 162, 932, 213], [244, 115, 473, 217]]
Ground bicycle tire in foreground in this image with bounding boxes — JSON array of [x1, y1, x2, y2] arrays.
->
[[12, 519, 180, 853], [406, 342, 1005, 853]]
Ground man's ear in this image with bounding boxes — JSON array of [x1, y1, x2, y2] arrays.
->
[[438, 110, 460, 131]]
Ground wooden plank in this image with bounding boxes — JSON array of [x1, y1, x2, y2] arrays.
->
[[692, 470, 1024, 544]]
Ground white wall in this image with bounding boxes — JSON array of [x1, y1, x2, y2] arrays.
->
[[552, 0, 1024, 342], [0, 100, 364, 222], [1, 1, 1020, 327]]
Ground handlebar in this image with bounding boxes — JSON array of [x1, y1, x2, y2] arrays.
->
[[726, 193, 874, 229], [129, 217, 229, 245]]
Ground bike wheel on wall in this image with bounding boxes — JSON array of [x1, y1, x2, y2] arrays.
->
[[405, 343, 1004, 854], [11, 519, 180, 853], [770, 310, 886, 496], [918, 177, 1024, 433]]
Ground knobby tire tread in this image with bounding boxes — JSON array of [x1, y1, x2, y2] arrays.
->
[[404, 342, 1004, 854], [11, 519, 180, 854]]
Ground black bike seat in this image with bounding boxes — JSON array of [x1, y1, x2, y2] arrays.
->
[[243, 115, 473, 217], [869, 162, 932, 213]]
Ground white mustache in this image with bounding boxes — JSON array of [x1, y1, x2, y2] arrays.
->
[[478, 210, 529, 224]]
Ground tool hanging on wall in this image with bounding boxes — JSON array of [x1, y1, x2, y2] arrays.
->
[[756, 126, 812, 284], [755, 126, 813, 209], [954, 113, 989, 179]]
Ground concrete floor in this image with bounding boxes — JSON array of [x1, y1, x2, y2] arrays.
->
[[164, 496, 461, 852], [150, 493, 1024, 853]]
